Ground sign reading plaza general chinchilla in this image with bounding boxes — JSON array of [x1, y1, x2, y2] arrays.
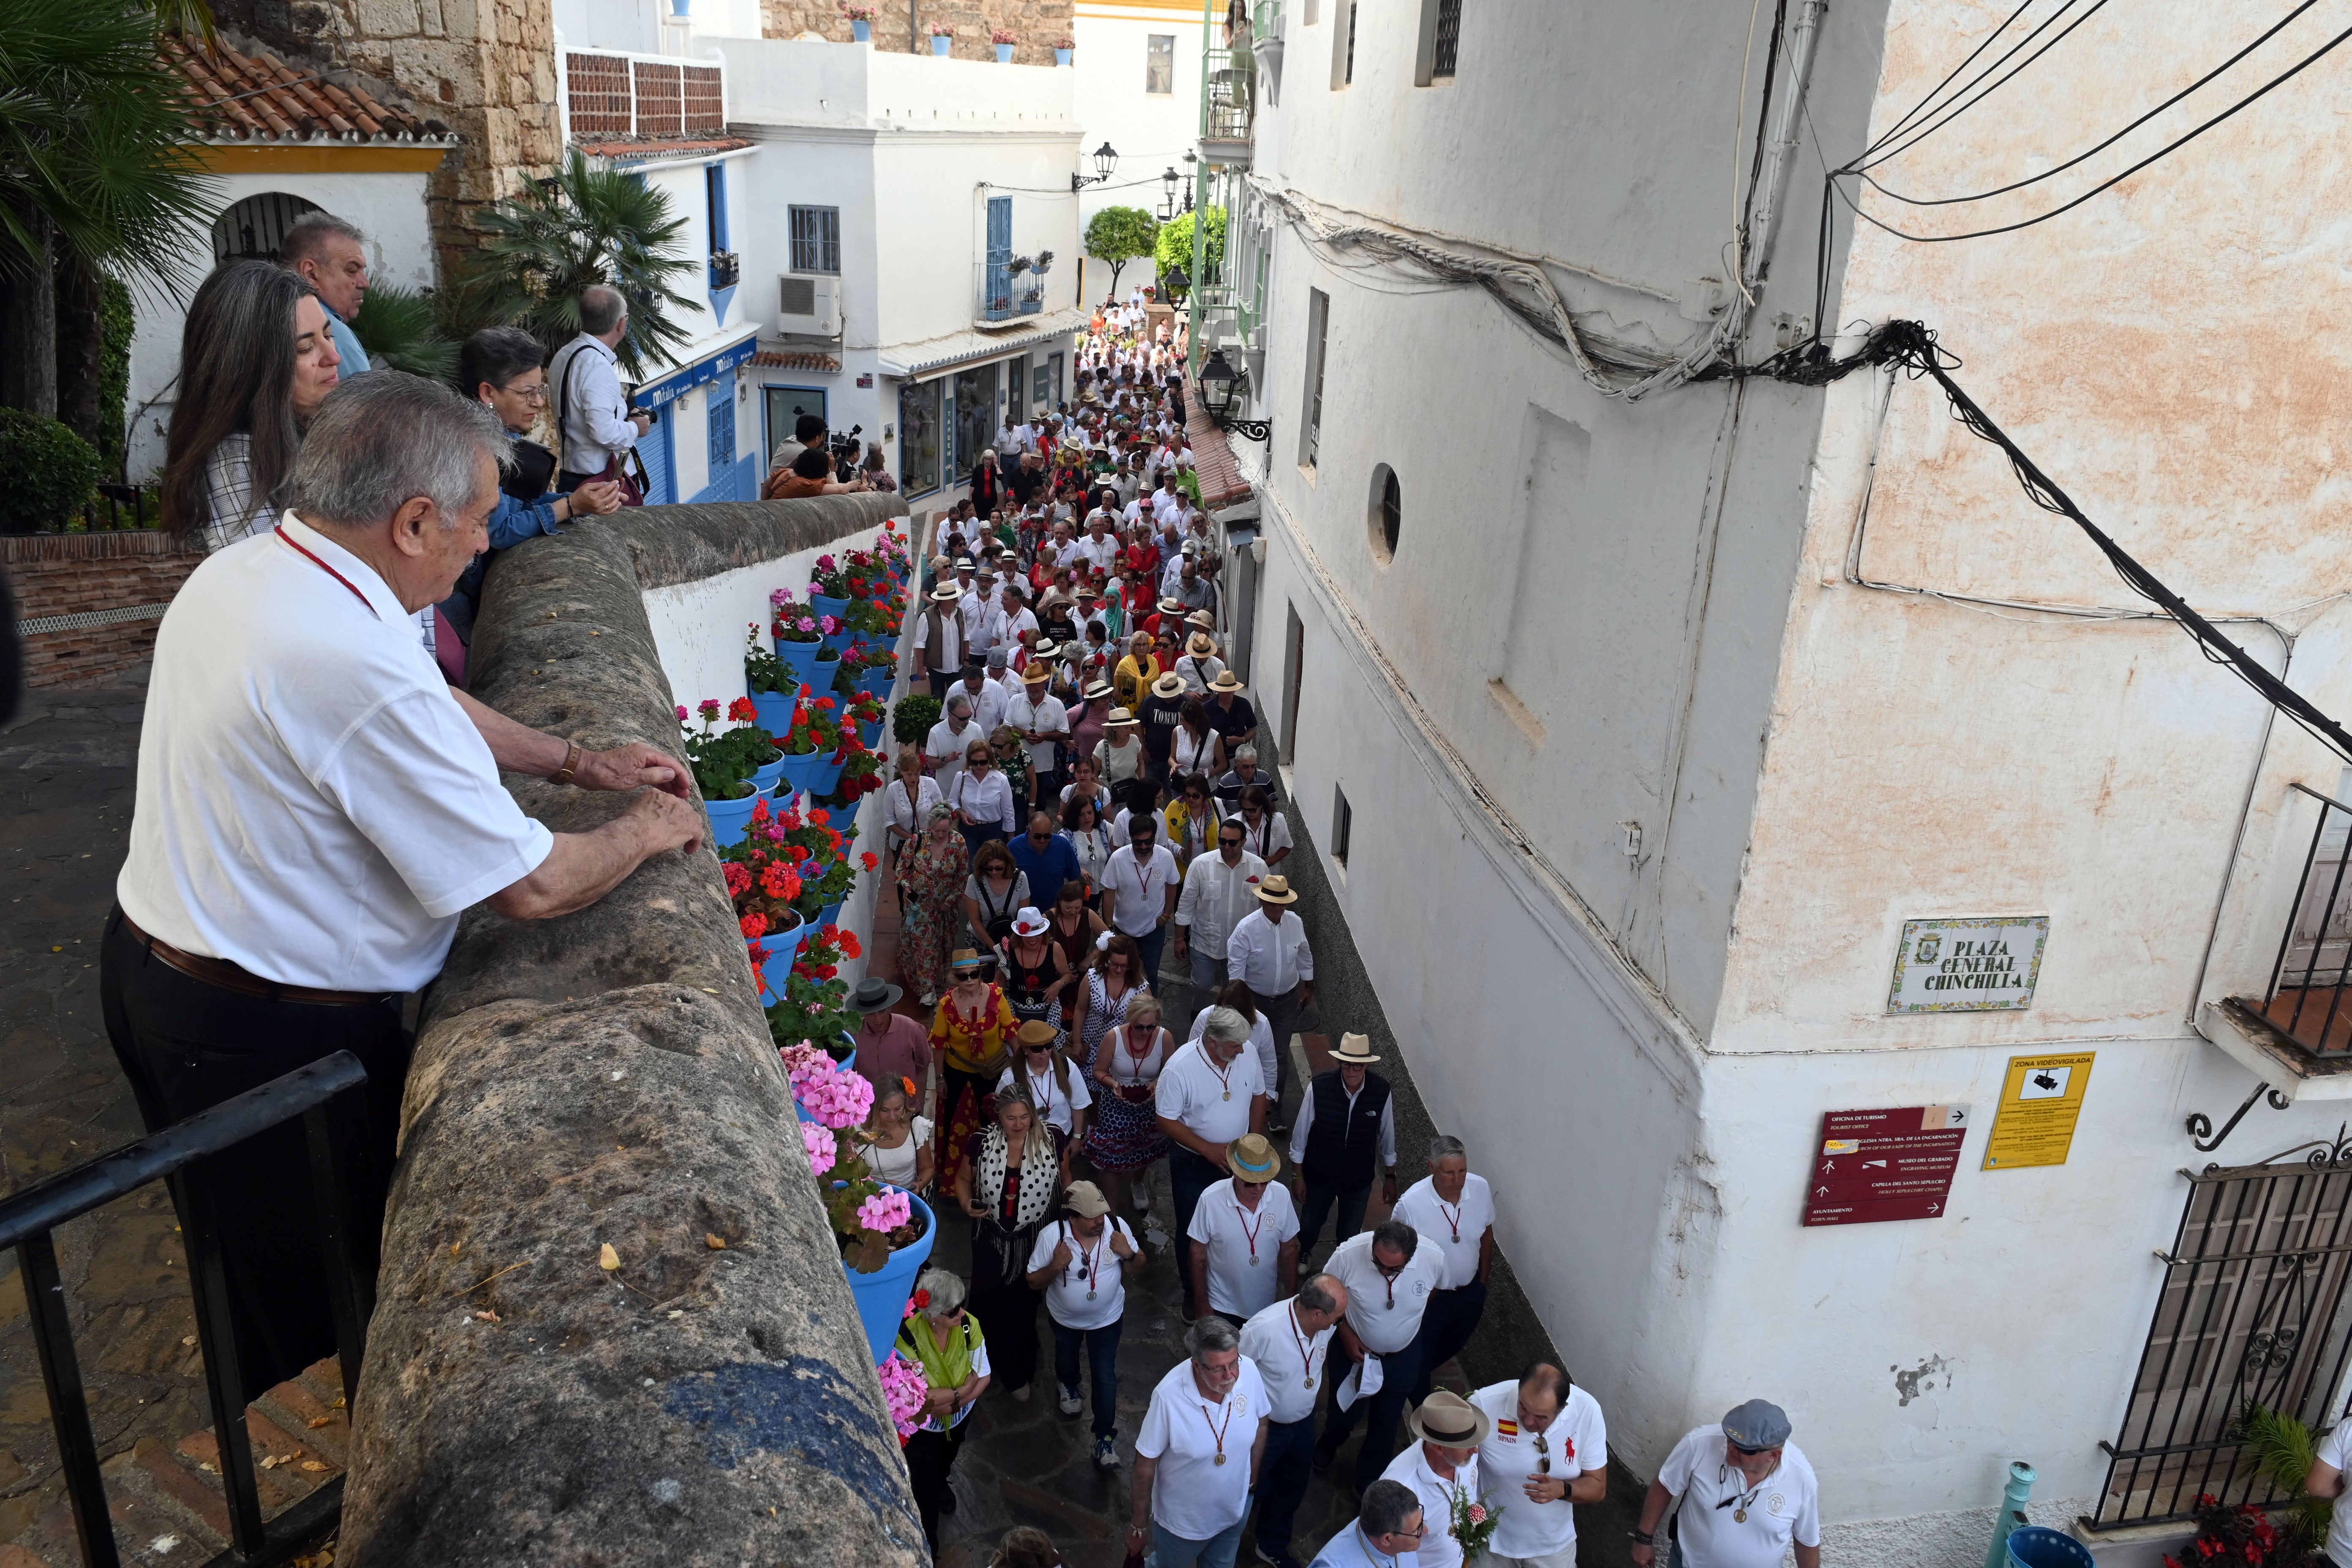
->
[[1886, 915, 2049, 1013]]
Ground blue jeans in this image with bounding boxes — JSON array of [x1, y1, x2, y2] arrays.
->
[[1052, 1317, 1122, 1438], [1151, 1515, 1245, 1568], [1252, 1415, 1319, 1560], [1170, 1145, 1220, 1316], [1188, 946, 1226, 996], [1317, 1337, 1426, 1494], [1135, 923, 1169, 987], [1297, 1182, 1372, 1263]]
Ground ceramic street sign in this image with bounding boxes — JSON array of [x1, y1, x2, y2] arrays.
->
[[1887, 915, 2050, 1013], [1802, 1105, 1971, 1227]]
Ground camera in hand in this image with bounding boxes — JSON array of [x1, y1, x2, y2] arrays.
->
[[631, 403, 659, 426]]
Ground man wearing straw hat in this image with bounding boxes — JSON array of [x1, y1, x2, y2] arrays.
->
[[1377, 1391, 1489, 1568], [920, 579, 965, 699], [1187, 1132, 1301, 1326], [1288, 1034, 1398, 1265], [1226, 874, 1315, 1118], [1633, 1400, 1819, 1568], [1025, 1179, 1140, 1472], [1157, 1006, 1269, 1322], [1175, 629, 1226, 696], [1007, 662, 1070, 809]]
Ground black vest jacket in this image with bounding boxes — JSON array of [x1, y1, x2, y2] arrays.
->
[[1302, 1070, 1388, 1192]]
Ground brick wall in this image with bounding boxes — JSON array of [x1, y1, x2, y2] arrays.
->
[[763, 0, 1077, 66], [5, 534, 203, 688]]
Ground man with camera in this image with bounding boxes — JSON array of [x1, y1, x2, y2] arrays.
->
[[547, 284, 651, 500]]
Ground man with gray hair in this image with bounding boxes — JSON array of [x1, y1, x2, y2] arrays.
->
[[1241, 1274, 1351, 1568], [1130, 1315, 1270, 1568], [101, 372, 701, 1404], [926, 689, 979, 786], [1306, 1479, 1426, 1568], [1394, 1133, 1497, 1408], [1156, 1004, 1268, 1322], [547, 282, 652, 496], [280, 211, 370, 373]]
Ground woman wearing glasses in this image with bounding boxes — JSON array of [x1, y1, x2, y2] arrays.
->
[[950, 740, 1020, 858], [896, 1267, 991, 1552], [458, 326, 623, 546]]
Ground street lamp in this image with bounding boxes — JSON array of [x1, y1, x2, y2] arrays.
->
[[1159, 165, 1181, 222], [1071, 142, 1119, 193], [1198, 348, 1271, 441]]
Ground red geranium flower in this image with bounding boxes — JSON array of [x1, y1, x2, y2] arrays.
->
[[728, 697, 759, 723], [861, 852, 879, 871], [723, 863, 753, 896], [740, 912, 768, 938]]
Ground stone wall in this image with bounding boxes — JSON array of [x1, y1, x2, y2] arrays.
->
[[762, 0, 1076, 67], [338, 492, 927, 1568], [209, 0, 563, 281], [3, 533, 203, 688]]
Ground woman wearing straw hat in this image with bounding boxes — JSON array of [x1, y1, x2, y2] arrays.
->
[[1094, 704, 1148, 789], [1377, 1391, 1492, 1568], [1140, 670, 1190, 783], [930, 947, 1016, 1193]]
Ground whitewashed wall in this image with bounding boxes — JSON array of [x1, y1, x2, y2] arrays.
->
[[1071, 1, 1202, 253]]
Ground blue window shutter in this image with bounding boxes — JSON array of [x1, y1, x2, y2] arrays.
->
[[708, 388, 735, 485], [706, 163, 729, 251], [985, 196, 1013, 316], [640, 416, 675, 504]]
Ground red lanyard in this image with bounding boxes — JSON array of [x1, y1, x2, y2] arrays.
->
[[1436, 1199, 1464, 1243], [274, 525, 376, 615], [1233, 1195, 1267, 1263], [1199, 1396, 1238, 1464], [1288, 1303, 1320, 1378]]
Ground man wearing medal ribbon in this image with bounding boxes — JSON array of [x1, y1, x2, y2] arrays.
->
[[1472, 1362, 1608, 1568], [1315, 1218, 1448, 1495], [1392, 1134, 1496, 1407], [1377, 1391, 1489, 1568], [1633, 1400, 1820, 1568], [1025, 1179, 1140, 1471], [1187, 1132, 1302, 1327], [1131, 1316, 1271, 1568], [1156, 1005, 1270, 1320], [102, 374, 701, 1402], [1241, 1274, 1351, 1568]]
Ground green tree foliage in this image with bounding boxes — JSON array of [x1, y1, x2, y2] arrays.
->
[[0, 408, 103, 532], [1083, 205, 1158, 300], [458, 149, 702, 380], [2237, 1401, 2332, 1559], [351, 282, 459, 382], [1153, 207, 1227, 299], [97, 272, 132, 474]]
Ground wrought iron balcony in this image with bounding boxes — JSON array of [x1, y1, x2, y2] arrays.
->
[[974, 260, 1048, 326], [2238, 784, 2352, 1059]]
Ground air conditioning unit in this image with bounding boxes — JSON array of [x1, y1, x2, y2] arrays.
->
[[778, 273, 842, 338]]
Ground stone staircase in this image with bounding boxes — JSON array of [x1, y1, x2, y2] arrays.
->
[[2, 1359, 346, 1568]]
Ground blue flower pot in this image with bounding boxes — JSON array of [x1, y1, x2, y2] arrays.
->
[[774, 749, 823, 800], [842, 1187, 934, 1364], [705, 780, 773, 848], [819, 898, 844, 930], [751, 689, 797, 735], [994, 41, 1013, 62], [851, 16, 870, 39], [1055, 46, 1071, 65], [811, 653, 844, 687], [808, 753, 847, 798], [860, 717, 885, 750], [751, 749, 787, 791], [810, 593, 851, 621], [747, 912, 808, 1000], [821, 628, 855, 656], [930, 33, 950, 55], [773, 638, 825, 682]]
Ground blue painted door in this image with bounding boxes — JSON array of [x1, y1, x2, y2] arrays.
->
[[985, 196, 1013, 320], [708, 387, 736, 490], [639, 412, 675, 505]]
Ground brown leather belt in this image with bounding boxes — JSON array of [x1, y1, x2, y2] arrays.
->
[[117, 909, 395, 1008]]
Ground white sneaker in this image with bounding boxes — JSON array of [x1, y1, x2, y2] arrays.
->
[[1011, 1383, 1031, 1403], [1058, 1384, 1083, 1416]]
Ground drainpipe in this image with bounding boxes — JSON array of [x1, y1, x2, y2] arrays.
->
[[909, 0, 919, 54], [1984, 1461, 2038, 1568], [1742, 0, 1828, 292]]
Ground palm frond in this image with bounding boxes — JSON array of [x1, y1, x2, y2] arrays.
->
[[349, 282, 457, 381], [2237, 1402, 2333, 1557]]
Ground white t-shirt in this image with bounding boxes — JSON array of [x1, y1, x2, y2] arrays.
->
[[120, 515, 552, 992], [1187, 1179, 1301, 1318], [2321, 1421, 2352, 1567], [1391, 1175, 1497, 1291], [1155, 1039, 1266, 1147], [1655, 1427, 1821, 1568], [1005, 690, 1069, 776], [1233, 808, 1293, 863], [1325, 1229, 1447, 1353], [1136, 1357, 1271, 1540], [1240, 1298, 1337, 1426], [1100, 841, 1181, 937], [1380, 1442, 1482, 1568], [861, 1117, 933, 1189], [1472, 1379, 1607, 1559], [1026, 1217, 1136, 1331], [998, 1058, 1094, 1137]]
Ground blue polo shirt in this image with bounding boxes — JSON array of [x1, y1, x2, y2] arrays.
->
[[1008, 830, 1083, 907]]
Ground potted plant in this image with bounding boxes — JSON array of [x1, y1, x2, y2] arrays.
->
[[1054, 34, 1073, 65], [810, 553, 857, 616], [680, 699, 776, 847], [840, 0, 873, 41], [770, 589, 827, 681], [843, 689, 888, 749], [799, 693, 851, 798], [826, 735, 887, 812], [893, 692, 941, 747], [745, 624, 799, 737], [928, 19, 953, 55], [991, 27, 1017, 62], [789, 1044, 935, 1360], [724, 801, 811, 996], [773, 685, 834, 800]]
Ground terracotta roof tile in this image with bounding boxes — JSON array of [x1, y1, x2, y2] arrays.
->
[[750, 351, 843, 372], [572, 136, 755, 160], [161, 36, 451, 144]]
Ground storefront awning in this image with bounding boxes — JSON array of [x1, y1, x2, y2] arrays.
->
[[878, 309, 1090, 381]]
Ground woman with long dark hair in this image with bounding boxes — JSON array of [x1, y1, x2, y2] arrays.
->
[[161, 262, 343, 550]]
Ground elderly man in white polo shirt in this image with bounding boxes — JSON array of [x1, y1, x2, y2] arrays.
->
[[1379, 1391, 1489, 1568], [1225, 874, 1313, 1121], [1130, 1316, 1271, 1568], [1473, 1362, 1607, 1568], [1156, 1005, 1268, 1321], [1173, 813, 1268, 1000], [103, 372, 700, 1401], [1242, 1274, 1350, 1568], [1633, 1400, 1820, 1568], [1316, 1217, 1448, 1495], [1307, 1481, 1428, 1568], [1394, 1133, 1497, 1407], [1100, 811, 1182, 983], [1187, 1132, 1300, 1326]]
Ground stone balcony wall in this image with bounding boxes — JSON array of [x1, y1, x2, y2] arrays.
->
[[338, 493, 923, 1567], [762, 0, 1078, 67]]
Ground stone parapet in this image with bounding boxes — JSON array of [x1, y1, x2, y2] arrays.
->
[[338, 493, 924, 1567], [763, 0, 1078, 66]]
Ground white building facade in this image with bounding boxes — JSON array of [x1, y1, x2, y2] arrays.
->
[[1217, 0, 2352, 1562], [1072, 0, 1203, 266]]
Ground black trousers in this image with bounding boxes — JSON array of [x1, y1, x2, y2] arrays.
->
[[98, 909, 411, 1404], [905, 1424, 966, 1551]]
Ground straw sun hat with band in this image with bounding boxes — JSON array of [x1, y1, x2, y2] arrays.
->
[[1225, 1132, 1283, 1185], [1406, 1390, 1494, 1451]]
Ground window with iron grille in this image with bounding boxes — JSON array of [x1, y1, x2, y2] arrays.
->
[[790, 206, 841, 275], [1432, 0, 1460, 77]]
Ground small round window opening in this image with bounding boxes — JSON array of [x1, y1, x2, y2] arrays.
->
[[1368, 465, 1401, 566]]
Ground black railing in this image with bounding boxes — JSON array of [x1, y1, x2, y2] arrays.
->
[[76, 485, 154, 534], [2244, 784, 2352, 1058], [0, 1052, 374, 1568]]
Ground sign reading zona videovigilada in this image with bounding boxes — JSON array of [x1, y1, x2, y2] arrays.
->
[[1887, 915, 2049, 1013], [1802, 1106, 1971, 1227]]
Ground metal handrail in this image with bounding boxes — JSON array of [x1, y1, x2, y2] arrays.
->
[[2251, 784, 2352, 1056], [2, 1051, 374, 1568]]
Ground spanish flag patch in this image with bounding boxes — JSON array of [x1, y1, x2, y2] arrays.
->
[[1497, 1418, 1519, 1437]]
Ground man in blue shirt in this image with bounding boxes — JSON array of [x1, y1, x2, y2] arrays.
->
[[282, 212, 372, 373], [1008, 809, 1083, 907]]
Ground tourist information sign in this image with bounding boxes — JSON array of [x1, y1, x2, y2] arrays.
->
[[1802, 1105, 1971, 1227]]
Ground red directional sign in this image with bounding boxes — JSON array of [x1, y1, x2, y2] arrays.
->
[[1801, 1105, 1971, 1227]]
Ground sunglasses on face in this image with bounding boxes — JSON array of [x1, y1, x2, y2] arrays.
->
[[1729, 1441, 1768, 1457]]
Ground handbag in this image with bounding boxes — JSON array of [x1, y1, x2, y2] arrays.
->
[[502, 438, 557, 501]]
